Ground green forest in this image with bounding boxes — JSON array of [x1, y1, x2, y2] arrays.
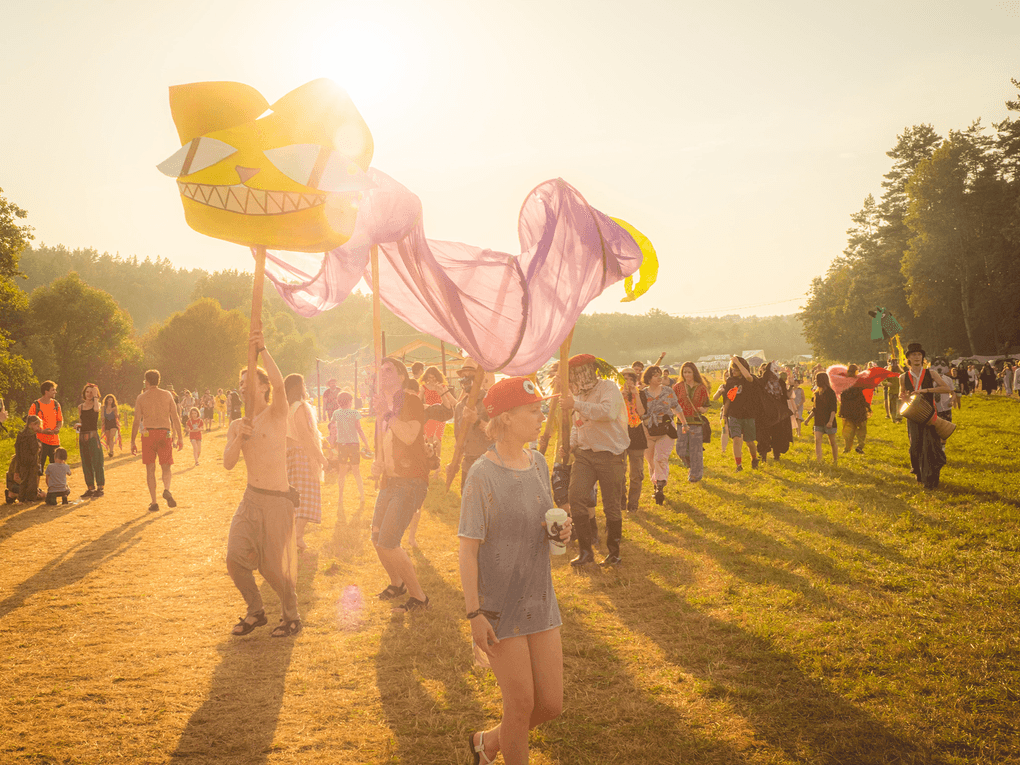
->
[[0, 211, 810, 415], [800, 78, 1020, 361]]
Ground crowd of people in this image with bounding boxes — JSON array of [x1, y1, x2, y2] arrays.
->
[[4, 337, 1019, 765]]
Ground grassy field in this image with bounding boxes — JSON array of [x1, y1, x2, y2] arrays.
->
[[1, 388, 1018, 764]]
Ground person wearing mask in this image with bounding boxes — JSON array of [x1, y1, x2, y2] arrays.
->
[[562, 355, 630, 566]]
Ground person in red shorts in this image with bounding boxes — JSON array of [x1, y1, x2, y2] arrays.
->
[[131, 369, 184, 512]]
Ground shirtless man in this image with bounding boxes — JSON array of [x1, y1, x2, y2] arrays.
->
[[224, 330, 301, 637], [131, 369, 184, 512]]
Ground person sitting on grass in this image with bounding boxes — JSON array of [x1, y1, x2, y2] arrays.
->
[[224, 328, 302, 638], [6, 416, 43, 503], [812, 372, 838, 466], [44, 447, 72, 505], [459, 376, 571, 765]]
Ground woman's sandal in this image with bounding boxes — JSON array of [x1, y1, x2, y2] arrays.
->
[[271, 619, 302, 638], [469, 731, 495, 765], [377, 583, 407, 601], [231, 610, 267, 636]]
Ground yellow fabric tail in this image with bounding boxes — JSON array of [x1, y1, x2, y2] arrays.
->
[[612, 217, 658, 302]]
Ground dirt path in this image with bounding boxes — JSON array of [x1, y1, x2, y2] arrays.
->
[[0, 430, 471, 764]]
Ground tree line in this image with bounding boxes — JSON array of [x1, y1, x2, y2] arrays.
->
[[801, 78, 1020, 361]]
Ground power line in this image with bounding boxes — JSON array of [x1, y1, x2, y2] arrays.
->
[[665, 295, 807, 317]]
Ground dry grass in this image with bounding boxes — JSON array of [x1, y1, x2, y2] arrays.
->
[[1, 392, 1018, 764]]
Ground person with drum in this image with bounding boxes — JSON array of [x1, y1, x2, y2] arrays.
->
[[898, 343, 952, 489]]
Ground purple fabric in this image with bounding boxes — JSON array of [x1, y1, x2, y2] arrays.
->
[[262, 170, 643, 374]]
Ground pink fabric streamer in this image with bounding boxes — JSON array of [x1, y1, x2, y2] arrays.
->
[[262, 170, 643, 374], [826, 365, 899, 399]]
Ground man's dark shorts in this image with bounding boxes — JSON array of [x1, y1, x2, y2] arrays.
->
[[372, 477, 427, 549]]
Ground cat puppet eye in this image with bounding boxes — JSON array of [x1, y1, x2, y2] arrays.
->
[[264, 144, 376, 193], [157, 137, 238, 178]]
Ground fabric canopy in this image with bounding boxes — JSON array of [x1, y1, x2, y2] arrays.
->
[[263, 170, 646, 374]]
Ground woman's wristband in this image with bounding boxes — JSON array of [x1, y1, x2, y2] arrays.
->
[[466, 608, 499, 620]]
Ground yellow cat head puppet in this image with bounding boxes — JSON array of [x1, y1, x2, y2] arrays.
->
[[158, 79, 374, 252]]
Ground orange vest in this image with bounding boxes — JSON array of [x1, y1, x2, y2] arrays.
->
[[29, 398, 62, 446]]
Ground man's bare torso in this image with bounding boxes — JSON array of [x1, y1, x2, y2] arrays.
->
[[230, 406, 289, 491], [135, 388, 177, 430]]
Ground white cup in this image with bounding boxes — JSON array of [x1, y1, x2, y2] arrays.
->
[[545, 507, 569, 555]]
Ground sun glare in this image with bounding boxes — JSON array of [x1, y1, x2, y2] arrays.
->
[[300, 18, 410, 111]]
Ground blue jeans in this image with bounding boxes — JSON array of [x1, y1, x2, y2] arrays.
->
[[372, 477, 427, 549], [674, 425, 704, 482]]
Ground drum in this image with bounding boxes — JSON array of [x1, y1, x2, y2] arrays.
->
[[900, 395, 957, 441], [900, 395, 934, 425], [932, 415, 957, 441]]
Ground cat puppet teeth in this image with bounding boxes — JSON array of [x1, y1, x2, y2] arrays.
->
[[177, 181, 327, 215]]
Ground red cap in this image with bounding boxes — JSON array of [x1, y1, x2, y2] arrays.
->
[[568, 353, 597, 368], [483, 377, 548, 418]]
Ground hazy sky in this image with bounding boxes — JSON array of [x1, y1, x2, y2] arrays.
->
[[3, 0, 1019, 318]]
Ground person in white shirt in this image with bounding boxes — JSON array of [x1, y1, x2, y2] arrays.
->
[[560, 354, 629, 568]]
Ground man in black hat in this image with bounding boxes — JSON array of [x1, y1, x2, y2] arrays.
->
[[899, 342, 951, 489]]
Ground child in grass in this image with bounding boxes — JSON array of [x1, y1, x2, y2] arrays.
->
[[187, 407, 204, 465], [45, 447, 72, 505], [812, 372, 838, 466], [460, 377, 571, 765]]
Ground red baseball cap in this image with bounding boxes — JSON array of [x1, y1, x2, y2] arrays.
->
[[483, 377, 549, 418]]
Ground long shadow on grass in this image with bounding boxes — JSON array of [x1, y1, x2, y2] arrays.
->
[[640, 500, 852, 610], [0, 495, 96, 539], [374, 553, 487, 764], [699, 482, 909, 567], [171, 551, 319, 764], [540, 602, 754, 764], [0, 510, 168, 618], [590, 535, 936, 764]]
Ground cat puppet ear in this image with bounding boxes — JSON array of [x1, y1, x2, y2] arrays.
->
[[168, 81, 270, 145], [268, 78, 374, 171]]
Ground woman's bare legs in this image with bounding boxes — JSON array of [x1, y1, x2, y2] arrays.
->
[[476, 627, 564, 765]]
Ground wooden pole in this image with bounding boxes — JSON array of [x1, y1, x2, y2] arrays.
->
[[440, 341, 447, 380], [445, 365, 486, 491], [381, 330, 387, 359], [316, 359, 322, 421], [245, 246, 267, 421], [371, 245, 383, 459], [558, 329, 574, 465]]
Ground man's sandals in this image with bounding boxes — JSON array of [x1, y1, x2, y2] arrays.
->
[[271, 619, 302, 638], [377, 583, 406, 601], [231, 610, 267, 636]]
